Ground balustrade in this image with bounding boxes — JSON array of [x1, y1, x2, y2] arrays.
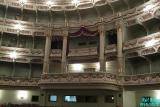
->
[[0, 76, 39, 87], [124, 32, 160, 50], [0, 72, 159, 87], [40, 72, 117, 84], [123, 73, 160, 85]]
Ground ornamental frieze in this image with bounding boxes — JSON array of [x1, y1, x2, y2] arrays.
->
[[105, 44, 117, 53], [140, 47, 156, 56], [23, 4, 35, 10], [124, 39, 138, 50], [123, 73, 160, 85], [37, 5, 50, 11], [124, 32, 160, 50], [8, 2, 21, 8], [39, 73, 117, 84], [0, 72, 160, 88], [6, 27, 18, 34], [0, 77, 39, 87], [153, 7, 160, 19]]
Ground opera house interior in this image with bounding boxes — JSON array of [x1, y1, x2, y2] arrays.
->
[[0, 0, 160, 107]]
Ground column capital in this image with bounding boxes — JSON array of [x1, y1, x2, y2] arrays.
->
[[116, 20, 127, 29], [62, 27, 69, 37], [45, 29, 52, 37], [98, 23, 105, 34]]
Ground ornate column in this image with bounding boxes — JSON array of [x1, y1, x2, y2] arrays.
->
[[61, 29, 68, 73], [116, 20, 126, 75], [98, 24, 106, 72], [43, 30, 52, 74]]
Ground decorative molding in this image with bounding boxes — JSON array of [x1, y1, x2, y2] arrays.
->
[[123, 73, 160, 86], [105, 44, 117, 53], [0, 76, 39, 87], [68, 47, 98, 57], [0, 72, 160, 89], [124, 32, 160, 50], [39, 72, 119, 90]]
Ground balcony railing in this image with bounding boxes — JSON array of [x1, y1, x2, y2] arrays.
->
[[0, 45, 117, 60], [124, 32, 160, 50], [0, 72, 160, 88], [40, 72, 117, 85], [68, 47, 98, 57], [0, 76, 39, 87], [122, 73, 160, 86]]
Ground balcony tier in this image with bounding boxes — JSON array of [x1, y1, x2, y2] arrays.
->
[[0, 0, 159, 29], [0, 72, 159, 89], [39, 72, 120, 90]]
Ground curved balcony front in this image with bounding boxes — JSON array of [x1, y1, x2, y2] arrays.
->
[[0, 76, 39, 88], [39, 72, 120, 90], [0, 72, 160, 89], [123, 73, 160, 86]]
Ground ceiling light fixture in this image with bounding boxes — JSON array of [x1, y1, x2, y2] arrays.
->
[[112, 96, 114, 100], [95, 62, 100, 71], [9, 51, 17, 60], [143, 4, 155, 12], [17, 90, 28, 100], [46, 0, 54, 8], [19, 0, 27, 5], [72, 64, 84, 72], [72, 0, 79, 4], [145, 39, 158, 47], [14, 23, 22, 31]]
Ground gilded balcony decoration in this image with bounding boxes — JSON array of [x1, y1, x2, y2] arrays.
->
[[105, 44, 117, 53], [123, 73, 160, 86], [0, 76, 39, 87], [154, 6, 160, 18], [41, 73, 116, 84], [50, 49, 62, 57], [124, 32, 160, 50], [68, 47, 98, 56], [1, 72, 160, 87], [39, 72, 119, 90]]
